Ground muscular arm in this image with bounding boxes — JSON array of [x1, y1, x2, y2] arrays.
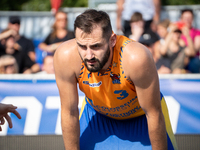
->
[[54, 40, 81, 150], [123, 42, 167, 150]]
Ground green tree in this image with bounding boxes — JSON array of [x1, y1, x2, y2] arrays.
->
[[0, 0, 30, 10], [161, 0, 200, 5], [0, 0, 88, 11]]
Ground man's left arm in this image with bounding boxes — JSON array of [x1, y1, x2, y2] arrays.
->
[[123, 42, 167, 150]]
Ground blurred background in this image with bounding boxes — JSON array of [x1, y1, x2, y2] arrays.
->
[[0, 0, 200, 150]]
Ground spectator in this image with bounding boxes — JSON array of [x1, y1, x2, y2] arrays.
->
[[0, 28, 18, 54], [159, 23, 196, 74], [38, 11, 74, 54], [180, 9, 200, 73], [8, 16, 36, 62], [0, 103, 21, 131], [0, 55, 18, 74], [139, 28, 171, 74], [129, 12, 144, 41], [129, 12, 160, 45], [156, 19, 170, 42], [116, 0, 161, 37], [153, 19, 172, 74], [37, 55, 54, 74], [0, 29, 40, 74]]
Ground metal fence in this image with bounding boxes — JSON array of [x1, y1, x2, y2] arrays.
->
[[0, 5, 200, 42]]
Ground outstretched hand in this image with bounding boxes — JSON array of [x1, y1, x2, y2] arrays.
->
[[0, 103, 21, 131]]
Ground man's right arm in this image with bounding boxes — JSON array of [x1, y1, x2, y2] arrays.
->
[[54, 40, 80, 150]]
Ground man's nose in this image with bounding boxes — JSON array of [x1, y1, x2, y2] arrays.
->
[[86, 48, 94, 60]]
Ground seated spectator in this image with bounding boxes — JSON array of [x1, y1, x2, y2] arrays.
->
[[0, 29, 40, 74], [0, 55, 18, 74], [179, 9, 200, 73], [8, 16, 36, 62], [129, 12, 160, 45], [159, 23, 196, 74], [153, 19, 172, 74], [37, 55, 54, 74], [38, 11, 74, 54], [129, 12, 144, 41], [116, 0, 161, 37], [139, 29, 171, 74], [156, 19, 170, 44], [0, 29, 18, 55]]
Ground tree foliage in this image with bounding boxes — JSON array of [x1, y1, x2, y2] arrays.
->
[[0, 0, 88, 11], [161, 0, 200, 5], [0, 0, 199, 11]]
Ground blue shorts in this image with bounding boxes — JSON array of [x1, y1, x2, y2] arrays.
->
[[79, 93, 178, 150]]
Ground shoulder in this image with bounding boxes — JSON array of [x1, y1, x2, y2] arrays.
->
[[122, 41, 157, 81], [54, 39, 82, 78], [19, 36, 31, 42]]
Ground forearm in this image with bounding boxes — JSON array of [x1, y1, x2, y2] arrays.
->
[[153, 0, 161, 23], [62, 110, 80, 150], [31, 64, 40, 73], [160, 33, 172, 55], [185, 35, 196, 57], [38, 43, 50, 52], [147, 112, 167, 150], [116, 0, 124, 30]]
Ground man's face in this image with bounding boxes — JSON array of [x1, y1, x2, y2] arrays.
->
[[181, 11, 193, 29], [75, 26, 111, 72], [43, 56, 55, 74], [55, 12, 68, 29], [8, 23, 20, 33], [5, 37, 15, 54]]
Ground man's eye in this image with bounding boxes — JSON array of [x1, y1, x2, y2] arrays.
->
[[93, 45, 100, 49], [79, 45, 86, 49]]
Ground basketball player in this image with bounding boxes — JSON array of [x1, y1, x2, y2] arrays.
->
[[54, 9, 177, 150]]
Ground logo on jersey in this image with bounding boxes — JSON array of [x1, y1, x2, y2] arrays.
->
[[83, 81, 102, 87], [110, 72, 121, 84]]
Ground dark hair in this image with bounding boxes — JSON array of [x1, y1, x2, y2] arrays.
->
[[9, 16, 20, 24], [74, 9, 112, 40], [130, 12, 143, 23], [181, 9, 194, 17]]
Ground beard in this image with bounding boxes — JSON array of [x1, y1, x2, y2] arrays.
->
[[81, 46, 110, 72]]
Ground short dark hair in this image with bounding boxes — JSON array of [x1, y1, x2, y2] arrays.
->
[[130, 12, 143, 23], [74, 9, 112, 40], [9, 16, 20, 24], [181, 9, 194, 17]]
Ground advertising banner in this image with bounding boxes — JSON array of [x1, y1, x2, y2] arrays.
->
[[0, 75, 200, 135]]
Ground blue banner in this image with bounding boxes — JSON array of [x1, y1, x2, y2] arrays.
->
[[0, 75, 200, 135]]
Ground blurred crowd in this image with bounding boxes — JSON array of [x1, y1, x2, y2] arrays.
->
[[0, 10, 74, 74], [0, 0, 200, 74]]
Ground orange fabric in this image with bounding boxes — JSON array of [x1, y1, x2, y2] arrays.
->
[[78, 35, 145, 120]]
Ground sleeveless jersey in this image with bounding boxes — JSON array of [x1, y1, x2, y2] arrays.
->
[[78, 35, 145, 120]]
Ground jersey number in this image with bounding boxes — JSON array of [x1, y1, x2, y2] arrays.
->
[[114, 90, 129, 100]]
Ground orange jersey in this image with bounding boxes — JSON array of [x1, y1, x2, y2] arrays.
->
[[78, 35, 145, 120]]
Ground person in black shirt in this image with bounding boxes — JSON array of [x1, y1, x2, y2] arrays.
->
[[8, 16, 36, 62], [38, 11, 74, 54], [0, 29, 40, 74]]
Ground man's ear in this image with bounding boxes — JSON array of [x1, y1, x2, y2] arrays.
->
[[110, 33, 117, 48]]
